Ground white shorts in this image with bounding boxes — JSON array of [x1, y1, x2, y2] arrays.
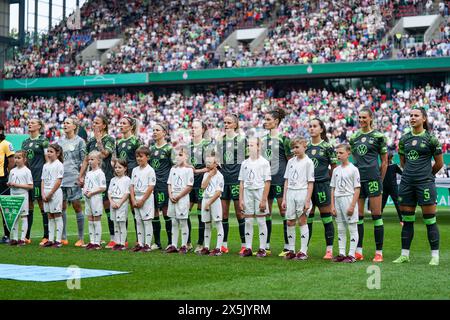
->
[[134, 194, 154, 221], [84, 194, 103, 217], [201, 197, 222, 223], [43, 188, 63, 214], [111, 199, 129, 222], [243, 188, 268, 216], [334, 195, 359, 224], [168, 193, 190, 220], [285, 189, 310, 220], [12, 193, 29, 216]]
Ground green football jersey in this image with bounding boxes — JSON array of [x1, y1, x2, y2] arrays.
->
[[349, 130, 387, 182], [216, 135, 248, 185], [21, 135, 49, 182], [398, 130, 442, 183], [86, 134, 115, 182], [190, 139, 212, 188], [149, 143, 173, 187], [261, 133, 292, 185], [306, 140, 337, 182], [116, 135, 141, 176]]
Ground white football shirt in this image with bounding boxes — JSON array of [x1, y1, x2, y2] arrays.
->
[[330, 163, 361, 197], [83, 168, 106, 193], [202, 171, 225, 198], [8, 166, 33, 195], [109, 176, 131, 199], [284, 156, 315, 190], [131, 164, 156, 195], [167, 167, 194, 194], [238, 156, 271, 189], [41, 160, 64, 190]]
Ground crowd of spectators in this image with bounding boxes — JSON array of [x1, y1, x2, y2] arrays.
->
[[4, 83, 450, 153], [3, 0, 450, 79]]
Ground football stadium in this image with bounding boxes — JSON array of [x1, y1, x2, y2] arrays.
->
[[0, 0, 449, 303]]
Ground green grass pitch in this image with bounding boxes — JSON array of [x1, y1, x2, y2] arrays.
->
[[0, 205, 449, 300]]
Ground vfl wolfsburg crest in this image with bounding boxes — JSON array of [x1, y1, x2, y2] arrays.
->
[[122, 143, 126, 148], [407, 150, 419, 161], [357, 144, 368, 156], [412, 140, 417, 146], [154, 151, 159, 156], [361, 137, 367, 143], [311, 149, 317, 155]]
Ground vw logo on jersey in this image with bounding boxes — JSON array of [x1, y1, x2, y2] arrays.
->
[[357, 144, 368, 156], [407, 150, 419, 161]]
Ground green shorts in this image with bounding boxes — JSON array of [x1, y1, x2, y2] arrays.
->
[[29, 181, 42, 201], [399, 180, 437, 206], [189, 188, 204, 204], [312, 181, 331, 207], [154, 185, 169, 209], [221, 184, 240, 201], [268, 184, 284, 200], [360, 179, 383, 199]]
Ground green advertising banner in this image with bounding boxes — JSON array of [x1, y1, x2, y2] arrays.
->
[[0, 195, 25, 232]]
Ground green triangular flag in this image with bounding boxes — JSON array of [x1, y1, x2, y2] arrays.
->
[[0, 195, 25, 232]]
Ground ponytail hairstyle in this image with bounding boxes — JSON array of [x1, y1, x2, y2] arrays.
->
[[311, 118, 329, 142], [95, 115, 109, 135], [192, 119, 208, 139], [359, 108, 374, 128], [123, 116, 138, 136], [225, 113, 240, 132], [267, 108, 287, 126], [49, 143, 64, 163], [413, 107, 430, 131], [155, 122, 169, 138]]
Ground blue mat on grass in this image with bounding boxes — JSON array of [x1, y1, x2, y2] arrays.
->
[[0, 264, 129, 282]]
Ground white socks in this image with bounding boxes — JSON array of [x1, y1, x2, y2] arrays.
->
[[55, 216, 63, 242], [216, 221, 224, 249], [48, 218, 55, 242], [143, 219, 153, 246], [136, 218, 144, 246], [118, 221, 127, 245], [300, 224, 309, 254], [94, 220, 102, 245], [257, 217, 267, 250], [204, 223, 211, 249], [245, 218, 254, 249], [180, 219, 189, 247], [287, 225, 296, 251], [337, 222, 359, 257], [337, 221, 347, 256], [349, 223, 358, 258], [11, 219, 19, 241], [20, 217, 28, 241], [171, 218, 179, 248]]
